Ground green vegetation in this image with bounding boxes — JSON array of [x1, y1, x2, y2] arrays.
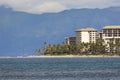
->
[[36, 38, 120, 56]]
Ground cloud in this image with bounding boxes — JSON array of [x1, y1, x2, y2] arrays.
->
[[0, 0, 120, 14], [28, 2, 67, 14], [0, 0, 67, 14]]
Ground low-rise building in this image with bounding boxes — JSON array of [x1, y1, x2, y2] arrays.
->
[[65, 37, 76, 45]]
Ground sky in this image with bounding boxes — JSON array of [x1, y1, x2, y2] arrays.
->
[[0, 0, 120, 14]]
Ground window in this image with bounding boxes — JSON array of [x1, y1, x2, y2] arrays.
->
[[113, 29, 118, 36], [108, 29, 112, 33], [103, 30, 107, 34], [108, 33, 112, 37], [119, 29, 120, 33]]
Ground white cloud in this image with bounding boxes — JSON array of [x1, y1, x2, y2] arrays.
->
[[0, 0, 119, 14], [0, 0, 67, 14], [27, 2, 67, 14]]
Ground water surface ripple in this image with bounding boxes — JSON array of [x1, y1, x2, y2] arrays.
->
[[0, 57, 120, 80]]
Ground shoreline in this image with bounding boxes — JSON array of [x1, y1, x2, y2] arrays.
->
[[26, 55, 120, 58], [0, 55, 120, 58]]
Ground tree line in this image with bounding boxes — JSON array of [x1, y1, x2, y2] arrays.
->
[[36, 38, 120, 56]]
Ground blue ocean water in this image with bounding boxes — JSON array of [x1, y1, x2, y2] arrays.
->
[[0, 57, 120, 80]]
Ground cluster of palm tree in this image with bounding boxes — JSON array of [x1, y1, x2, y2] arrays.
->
[[36, 38, 120, 56], [108, 38, 120, 55]]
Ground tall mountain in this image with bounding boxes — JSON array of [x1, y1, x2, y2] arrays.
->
[[0, 6, 120, 56]]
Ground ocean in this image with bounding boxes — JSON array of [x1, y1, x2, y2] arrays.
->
[[0, 57, 120, 80]]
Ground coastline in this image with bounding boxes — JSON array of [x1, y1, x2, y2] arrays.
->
[[26, 55, 120, 58], [0, 55, 120, 58]]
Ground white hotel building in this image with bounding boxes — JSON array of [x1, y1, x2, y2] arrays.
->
[[75, 28, 99, 44]]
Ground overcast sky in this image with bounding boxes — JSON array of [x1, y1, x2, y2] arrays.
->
[[0, 0, 120, 14]]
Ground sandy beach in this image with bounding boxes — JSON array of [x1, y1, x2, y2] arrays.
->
[[0, 55, 119, 58], [26, 55, 120, 58]]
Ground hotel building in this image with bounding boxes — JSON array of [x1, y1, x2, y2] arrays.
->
[[102, 26, 120, 48], [75, 28, 99, 44]]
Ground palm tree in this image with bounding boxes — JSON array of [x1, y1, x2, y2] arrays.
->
[[82, 42, 90, 55], [96, 38, 106, 54], [89, 42, 96, 54], [114, 39, 120, 55], [62, 44, 69, 55], [36, 49, 41, 54], [89, 38, 106, 55], [107, 38, 116, 55]]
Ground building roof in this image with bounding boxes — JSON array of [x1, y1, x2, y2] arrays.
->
[[103, 26, 120, 29], [75, 28, 97, 32]]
